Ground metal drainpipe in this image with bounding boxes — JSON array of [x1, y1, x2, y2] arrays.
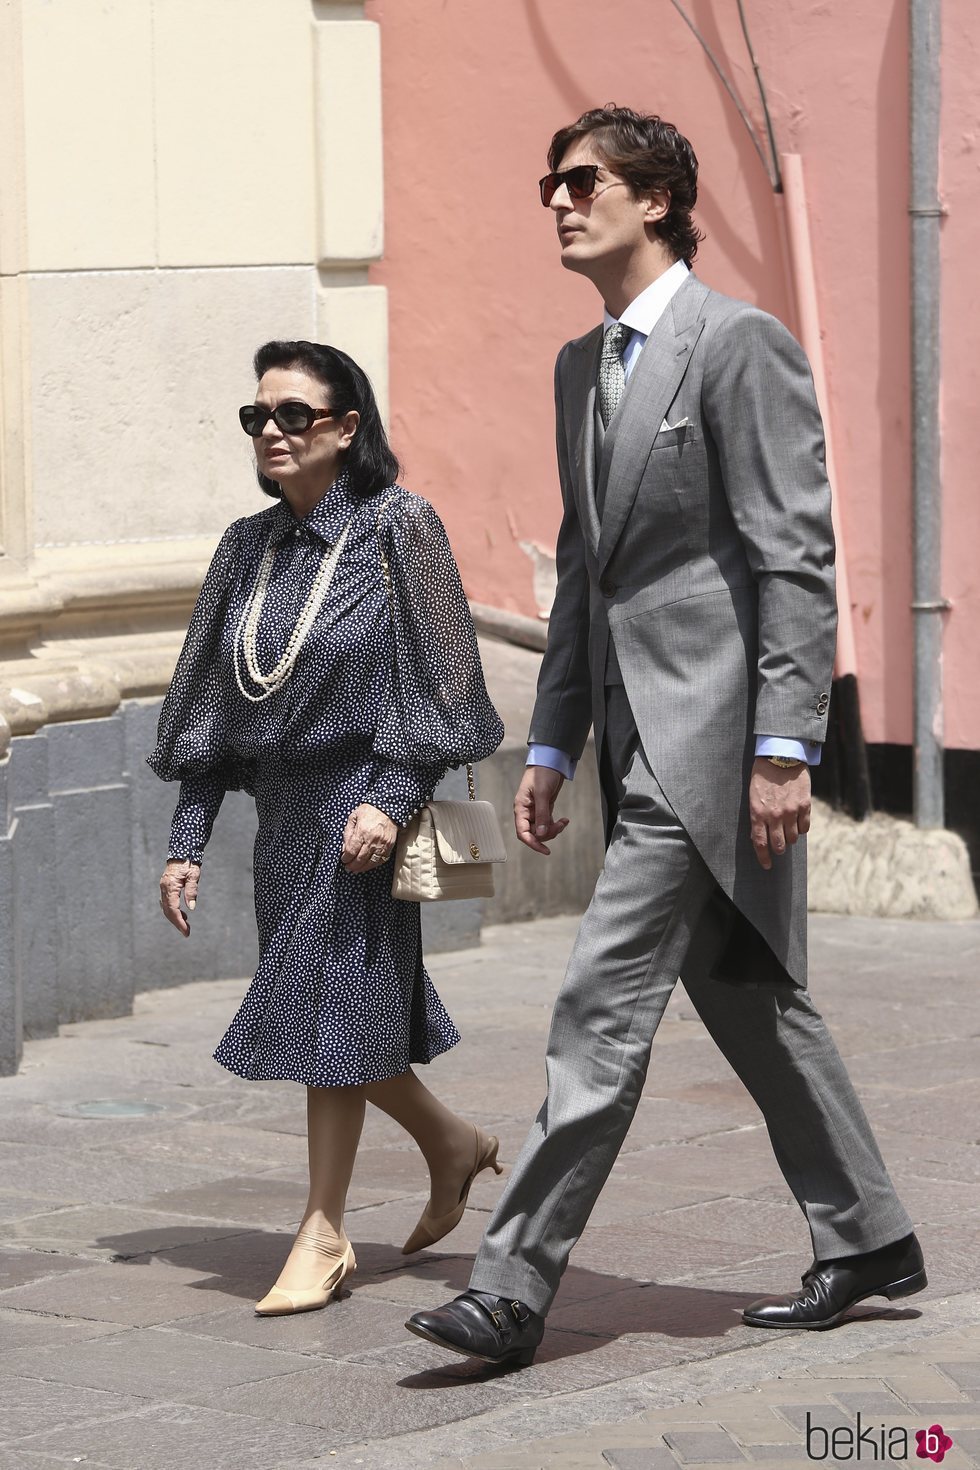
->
[[910, 0, 948, 828]]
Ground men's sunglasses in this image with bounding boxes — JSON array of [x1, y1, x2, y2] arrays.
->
[[538, 163, 602, 207], [238, 401, 334, 437]]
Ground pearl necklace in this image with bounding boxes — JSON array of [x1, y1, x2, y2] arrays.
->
[[233, 521, 352, 702]]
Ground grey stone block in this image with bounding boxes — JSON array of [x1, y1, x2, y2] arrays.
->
[[0, 1188, 65, 1224], [3, 1401, 330, 1470], [421, 762, 483, 955], [125, 698, 260, 992], [479, 737, 604, 926], [139, 1172, 310, 1227], [736, 1447, 808, 1460], [937, 1362, 980, 1389], [603, 1449, 680, 1470], [2, 1440, 90, 1466], [0, 1249, 99, 1291], [46, 715, 125, 793], [829, 1389, 914, 1417], [0, 1256, 241, 1328], [8, 732, 58, 1040], [900, 1402, 978, 1419], [209, 1359, 515, 1441], [167, 1291, 412, 1358], [774, 1406, 852, 1436], [1, 1204, 250, 1260], [0, 1139, 214, 1208], [45, 716, 134, 1026], [945, 1427, 980, 1456], [0, 1308, 122, 1356], [54, 785, 133, 1024], [0, 759, 20, 1078], [6, 1322, 316, 1397], [662, 1429, 747, 1462], [0, 1375, 144, 1444]]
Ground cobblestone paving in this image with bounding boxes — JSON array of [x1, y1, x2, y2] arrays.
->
[[0, 912, 978, 1468], [429, 1327, 980, 1469]]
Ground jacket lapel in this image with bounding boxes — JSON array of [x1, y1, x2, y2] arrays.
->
[[564, 327, 603, 556], [596, 273, 708, 577]]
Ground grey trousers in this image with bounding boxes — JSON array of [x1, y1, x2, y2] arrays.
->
[[470, 688, 913, 1316]]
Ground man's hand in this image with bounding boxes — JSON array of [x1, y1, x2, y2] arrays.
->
[[749, 758, 811, 870], [514, 766, 570, 855], [159, 859, 201, 937], [342, 803, 399, 873]]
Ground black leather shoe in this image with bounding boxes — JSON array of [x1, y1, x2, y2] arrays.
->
[[743, 1232, 927, 1330], [406, 1290, 545, 1367]]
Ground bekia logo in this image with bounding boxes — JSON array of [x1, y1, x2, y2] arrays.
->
[[916, 1425, 953, 1462], [806, 1412, 954, 1462]]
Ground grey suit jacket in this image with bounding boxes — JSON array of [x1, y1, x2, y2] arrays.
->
[[529, 271, 838, 987]]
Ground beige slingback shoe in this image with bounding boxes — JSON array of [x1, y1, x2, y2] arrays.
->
[[402, 1125, 503, 1256], [254, 1240, 356, 1316]]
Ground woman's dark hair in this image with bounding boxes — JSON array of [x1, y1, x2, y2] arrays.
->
[[251, 339, 399, 499], [548, 105, 704, 264]]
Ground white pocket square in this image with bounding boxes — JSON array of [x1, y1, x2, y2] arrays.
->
[[659, 416, 689, 433]]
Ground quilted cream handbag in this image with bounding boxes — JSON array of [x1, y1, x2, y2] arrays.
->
[[375, 497, 507, 902], [391, 765, 507, 902]]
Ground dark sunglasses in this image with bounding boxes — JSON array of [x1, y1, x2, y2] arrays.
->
[[238, 401, 335, 437], [538, 163, 601, 207]]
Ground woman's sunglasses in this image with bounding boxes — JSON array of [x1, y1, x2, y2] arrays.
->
[[538, 163, 601, 207], [238, 402, 334, 437]]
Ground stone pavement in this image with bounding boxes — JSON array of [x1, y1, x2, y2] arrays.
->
[[0, 911, 978, 1468]]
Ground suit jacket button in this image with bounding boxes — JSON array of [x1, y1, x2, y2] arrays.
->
[[599, 577, 616, 596]]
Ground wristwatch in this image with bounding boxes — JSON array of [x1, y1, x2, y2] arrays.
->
[[765, 755, 805, 769]]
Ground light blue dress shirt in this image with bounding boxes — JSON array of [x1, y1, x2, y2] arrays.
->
[[528, 262, 822, 779]]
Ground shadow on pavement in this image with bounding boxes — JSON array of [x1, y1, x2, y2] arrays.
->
[[94, 1226, 924, 1389]]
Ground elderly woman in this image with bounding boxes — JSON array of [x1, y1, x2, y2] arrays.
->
[[149, 340, 505, 1316]]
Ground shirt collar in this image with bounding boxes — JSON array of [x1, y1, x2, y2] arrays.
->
[[271, 469, 355, 547], [602, 258, 691, 338]]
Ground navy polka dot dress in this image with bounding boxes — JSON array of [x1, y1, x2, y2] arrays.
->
[[148, 471, 504, 1087]]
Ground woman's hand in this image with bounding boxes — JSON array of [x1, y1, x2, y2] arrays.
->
[[159, 859, 201, 937], [341, 803, 399, 874]]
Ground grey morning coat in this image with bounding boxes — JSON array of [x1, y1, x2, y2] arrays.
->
[[529, 271, 838, 989]]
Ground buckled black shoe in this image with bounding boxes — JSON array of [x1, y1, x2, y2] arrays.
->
[[742, 1231, 927, 1330], [406, 1290, 544, 1367]]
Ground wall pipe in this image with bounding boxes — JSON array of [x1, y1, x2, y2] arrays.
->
[[909, 0, 947, 829], [779, 152, 872, 819]]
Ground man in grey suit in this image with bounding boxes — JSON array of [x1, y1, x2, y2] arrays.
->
[[407, 107, 924, 1366]]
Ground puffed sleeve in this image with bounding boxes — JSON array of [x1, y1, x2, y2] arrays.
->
[[147, 521, 255, 863], [365, 495, 504, 825]]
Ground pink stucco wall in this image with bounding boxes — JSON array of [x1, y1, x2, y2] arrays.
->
[[366, 0, 979, 752]]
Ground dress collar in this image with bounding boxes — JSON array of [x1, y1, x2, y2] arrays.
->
[[271, 469, 356, 547]]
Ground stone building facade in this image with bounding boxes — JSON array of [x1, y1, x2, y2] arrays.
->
[[0, 0, 390, 1073]]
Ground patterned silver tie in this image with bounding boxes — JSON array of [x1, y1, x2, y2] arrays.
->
[[598, 321, 631, 427]]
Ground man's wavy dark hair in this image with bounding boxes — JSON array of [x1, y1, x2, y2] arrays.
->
[[548, 105, 704, 264]]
